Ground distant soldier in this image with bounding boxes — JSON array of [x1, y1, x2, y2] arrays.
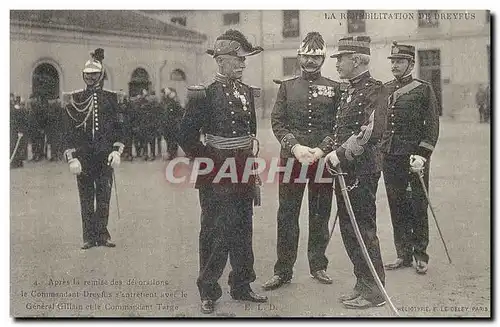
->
[[120, 95, 134, 161], [62, 49, 125, 249], [10, 97, 27, 168], [179, 29, 267, 314], [46, 98, 64, 161], [476, 84, 489, 123], [263, 32, 340, 291], [161, 87, 183, 160], [28, 94, 48, 161], [144, 91, 159, 161], [136, 89, 150, 160], [381, 42, 440, 275]]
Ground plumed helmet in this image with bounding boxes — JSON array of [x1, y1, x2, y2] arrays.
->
[[297, 32, 326, 56]]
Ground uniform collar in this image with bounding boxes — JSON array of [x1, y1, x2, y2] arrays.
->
[[301, 70, 322, 81], [395, 74, 413, 85], [348, 70, 370, 86], [86, 85, 102, 92], [214, 73, 241, 85]]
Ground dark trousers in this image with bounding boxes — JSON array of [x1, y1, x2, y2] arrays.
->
[[335, 172, 385, 303], [155, 135, 163, 156], [76, 164, 113, 244], [274, 159, 333, 278], [383, 154, 430, 263], [30, 131, 45, 160], [197, 185, 256, 301], [165, 130, 179, 157], [123, 132, 133, 158]]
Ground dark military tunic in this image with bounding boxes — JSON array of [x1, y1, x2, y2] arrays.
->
[[270, 71, 340, 278], [380, 74, 440, 264], [178, 74, 259, 301], [62, 87, 124, 245], [331, 71, 387, 303]]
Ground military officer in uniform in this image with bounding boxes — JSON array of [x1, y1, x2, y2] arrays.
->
[[325, 36, 388, 309], [161, 87, 183, 160], [62, 49, 124, 250], [381, 42, 440, 274], [179, 29, 267, 314], [262, 32, 340, 291]]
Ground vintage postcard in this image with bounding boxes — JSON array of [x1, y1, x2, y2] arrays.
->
[[10, 9, 491, 318]]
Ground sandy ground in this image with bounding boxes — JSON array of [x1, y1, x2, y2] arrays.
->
[[10, 120, 490, 318]]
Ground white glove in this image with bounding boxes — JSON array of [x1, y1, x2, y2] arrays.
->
[[409, 155, 427, 173], [292, 144, 315, 165], [325, 151, 340, 167], [108, 151, 121, 169], [309, 147, 325, 162], [68, 158, 82, 175]]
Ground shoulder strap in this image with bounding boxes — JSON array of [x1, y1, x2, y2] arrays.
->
[[389, 80, 422, 106]]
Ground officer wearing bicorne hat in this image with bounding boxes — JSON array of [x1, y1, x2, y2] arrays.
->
[[178, 29, 267, 314], [325, 36, 388, 309], [62, 49, 125, 250], [263, 32, 340, 291], [381, 42, 440, 275]]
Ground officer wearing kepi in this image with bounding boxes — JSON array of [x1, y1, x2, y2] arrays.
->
[[62, 49, 125, 250], [381, 42, 440, 275], [179, 29, 267, 314], [263, 32, 340, 291], [325, 36, 388, 309]]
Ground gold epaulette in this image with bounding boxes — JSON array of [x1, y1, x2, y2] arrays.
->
[[274, 76, 299, 85], [413, 78, 430, 85], [187, 84, 207, 100], [62, 89, 84, 105]]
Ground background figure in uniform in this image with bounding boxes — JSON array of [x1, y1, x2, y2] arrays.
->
[[145, 90, 160, 161], [326, 36, 388, 309], [161, 87, 183, 160], [10, 96, 27, 168], [27, 94, 47, 162], [62, 49, 124, 250], [263, 32, 340, 291], [475, 84, 490, 123], [381, 42, 440, 275], [46, 98, 64, 161], [136, 89, 150, 160], [120, 95, 134, 161], [179, 29, 267, 314]]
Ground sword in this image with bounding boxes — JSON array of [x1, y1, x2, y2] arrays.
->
[[10, 132, 23, 164], [336, 167, 400, 317], [414, 169, 452, 264]]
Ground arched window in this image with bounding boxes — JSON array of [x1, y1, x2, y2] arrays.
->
[[129, 68, 151, 97], [32, 63, 59, 99]]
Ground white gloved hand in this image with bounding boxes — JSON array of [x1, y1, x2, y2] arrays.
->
[[292, 144, 315, 165], [68, 158, 82, 175], [309, 147, 325, 162], [108, 151, 121, 169], [409, 155, 427, 173], [325, 151, 340, 168]]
